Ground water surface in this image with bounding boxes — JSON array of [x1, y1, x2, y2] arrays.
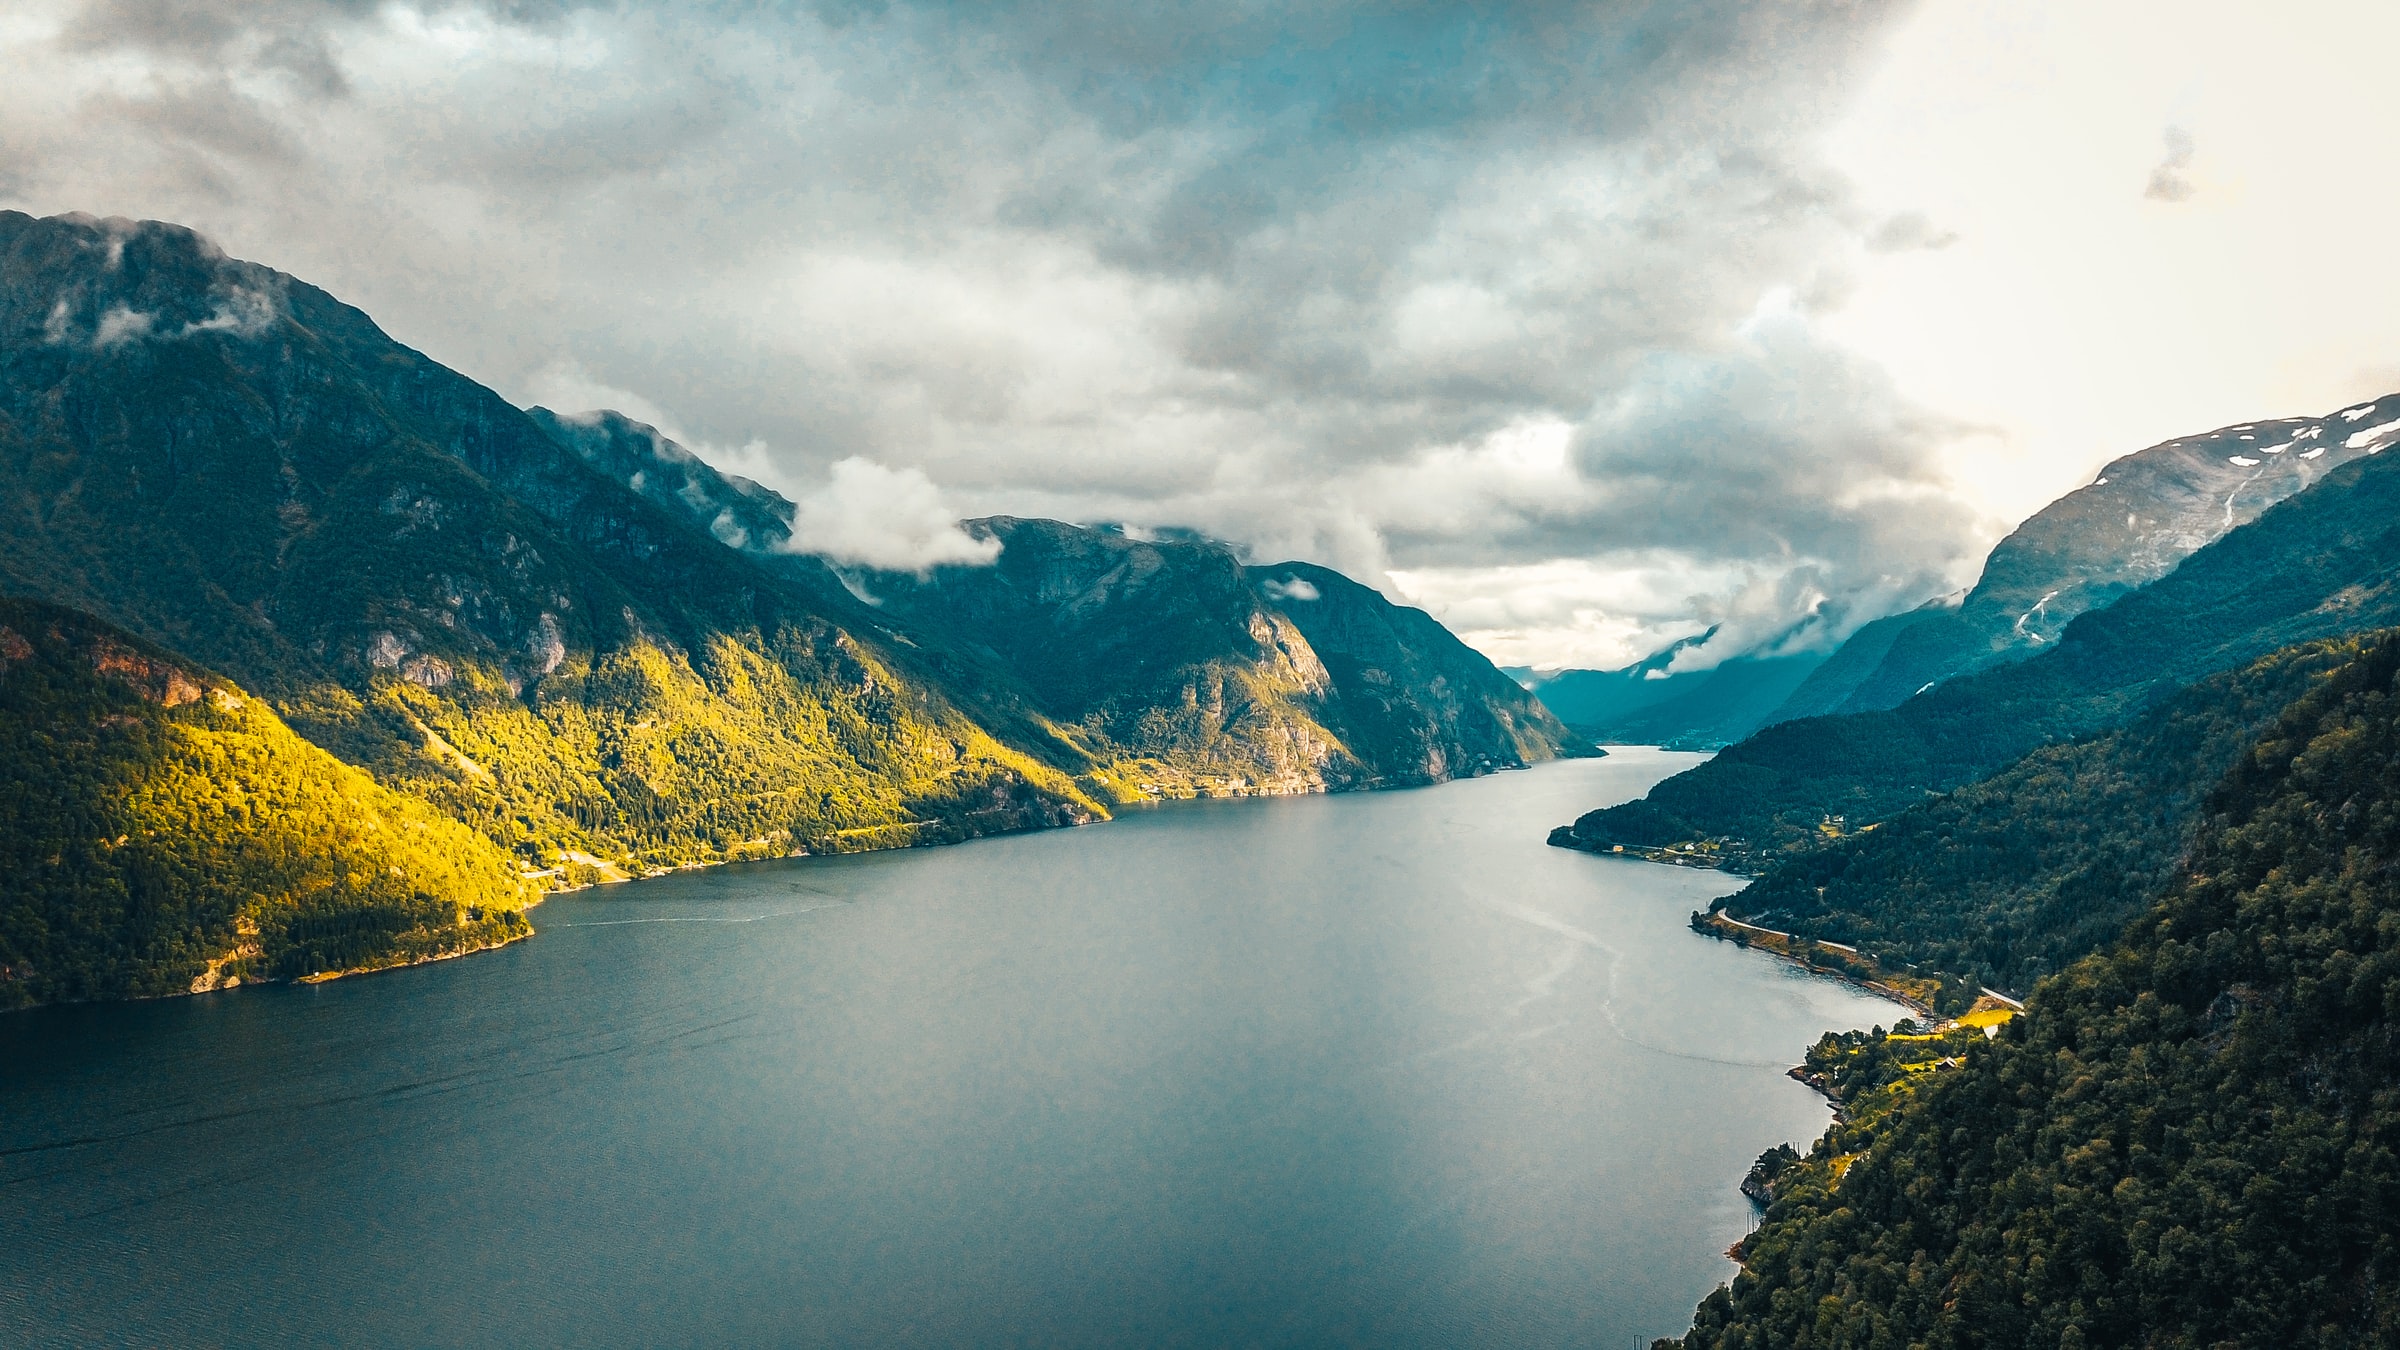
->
[[0, 749, 1895, 1347]]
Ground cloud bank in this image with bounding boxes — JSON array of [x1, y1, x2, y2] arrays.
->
[[785, 458, 1001, 574], [0, 0, 2177, 668]]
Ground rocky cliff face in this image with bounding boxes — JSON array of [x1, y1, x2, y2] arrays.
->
[[1247, 561, 1578, 781]]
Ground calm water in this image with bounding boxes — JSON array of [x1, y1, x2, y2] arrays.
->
[[0, 750, 1895, 1348]]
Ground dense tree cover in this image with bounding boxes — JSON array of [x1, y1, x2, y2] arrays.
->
[[0, 598, 528, 1009], [1563, 438, 2400, 866], [1664, 633, 2400, 1348], [1725, 636, 2372, 1001]]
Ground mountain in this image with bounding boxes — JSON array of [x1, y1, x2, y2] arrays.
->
[[0, 596, 529, 1009], [852, 525, 1576, 793], [1558, 409, 2400, 868], [850, 518, 1358, 795], [0, 210, 1105, 873], [1523, 396, 2388, 750], [1518, 632, 1713, 728], [0, 210, 1560, 928], [1668, 632, 2400, 1348], [1718, 633, 2366, 1001], [525, 406, 810, 566], [1245, 560, 1577, 781], [1770, 399, 2393, 722], [1762, 598, 1958, 722], [1519, 631, 1826, 749], [534, 411, 1578, 793]]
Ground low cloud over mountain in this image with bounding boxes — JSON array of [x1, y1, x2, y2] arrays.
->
[[11, 1, 2400, 668]]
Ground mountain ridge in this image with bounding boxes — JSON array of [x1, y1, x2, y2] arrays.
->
[[535, 412, 1579, 796], [1557, 405, 2400, 868], [1777, 397, 2393, 721], [0, 211, 1562, 958]]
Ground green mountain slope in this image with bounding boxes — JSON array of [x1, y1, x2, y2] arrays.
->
[[858, 517, 1354, 795], [1668, 632, 2400, 1348], [849, 526, 1575, 794], [1559, 432, 2400, 868], [533, 411, 1576, 793], [1721, 635, 2367, 1001], [0, 597, 529, 1010], [0, 211, 1101, 870]]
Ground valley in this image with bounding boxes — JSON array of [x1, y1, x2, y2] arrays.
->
[[12, 5, 2400, 1346], [10, 207, 2400, 1347]]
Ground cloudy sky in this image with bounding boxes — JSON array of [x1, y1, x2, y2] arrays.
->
[[6, 1, 2397, 670]]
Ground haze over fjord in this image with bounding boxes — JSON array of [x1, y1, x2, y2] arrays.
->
[[6, 0, 2397, 671]]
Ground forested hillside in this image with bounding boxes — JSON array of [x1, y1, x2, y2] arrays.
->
[[0, 597, 529, 1009], [0, 211, 1106, 873], [0, 210, 1562, 927], [1666, 632, 2400, 1347], [1560, 431, 2400, 868], [536, 414, 1576, 793], [1766, 602, 1956, 723], [1721, 635, 2370, 1000]]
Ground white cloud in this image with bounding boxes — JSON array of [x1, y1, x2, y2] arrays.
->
[[522, 360, 695, 447], [1821, 0, 2400, 533], [7, 2, 2396, 670], [91, 304, 153, 348], [782, 457, 1000, 574]]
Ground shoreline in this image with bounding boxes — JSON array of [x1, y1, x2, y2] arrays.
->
[[1687, 910, 1937, 1017], [14, 759, 1579, 1016], [292, 904, 545, 988]]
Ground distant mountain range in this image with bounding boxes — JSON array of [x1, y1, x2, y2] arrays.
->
[[1523, 399, 2391, 747], [537, 409, 1572, 794], [0, 211, 1573, 1004], [1510, 630, 1824, 751]]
